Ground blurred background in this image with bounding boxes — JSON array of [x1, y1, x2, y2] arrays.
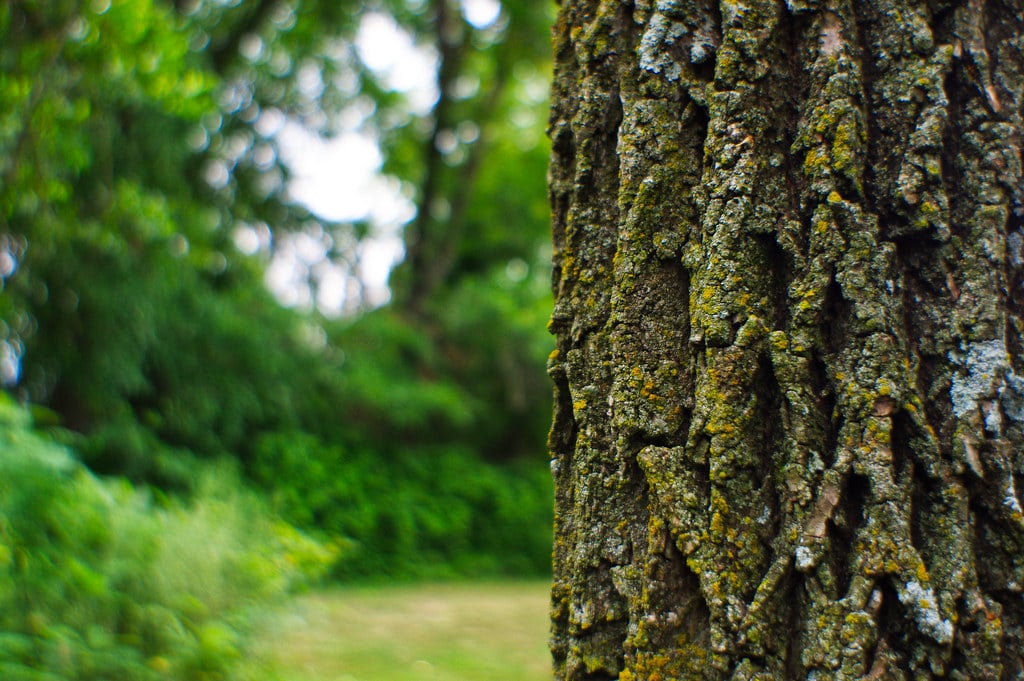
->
[[0, 0, 555, 679]]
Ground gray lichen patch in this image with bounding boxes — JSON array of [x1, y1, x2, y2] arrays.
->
[[639, 12, 687, 80], [637, 0, 720, 81], [948, 338, 1012, 422], [897, 578, 954, 645], [1007, 230, 1024, 267]]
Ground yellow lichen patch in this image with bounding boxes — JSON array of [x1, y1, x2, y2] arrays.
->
[[769, 331, 788, 351], [710, 510, 726, 534], [625, 647, 714, 681], [804, 147, 827, 172]]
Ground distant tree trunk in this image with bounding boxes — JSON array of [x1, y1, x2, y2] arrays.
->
[[546, 1, 1024, 679]]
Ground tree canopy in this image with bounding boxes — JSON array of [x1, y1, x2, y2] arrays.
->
[[1, 0, 556, 577]]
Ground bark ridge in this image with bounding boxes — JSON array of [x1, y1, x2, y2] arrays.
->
[[547, 0, 1024, 678]]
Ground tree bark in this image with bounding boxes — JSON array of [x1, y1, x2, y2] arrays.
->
[[546, 1, 1024, 679]]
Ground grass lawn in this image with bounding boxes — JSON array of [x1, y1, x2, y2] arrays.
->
[[253, 581, 551, 681]]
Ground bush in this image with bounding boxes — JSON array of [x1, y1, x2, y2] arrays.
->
[[0, 397, 337, 680], [251, 430, 552, 580]]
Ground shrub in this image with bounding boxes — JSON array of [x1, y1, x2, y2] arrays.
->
[[0, 396, 337, 680], [251, 430, 552, 579]]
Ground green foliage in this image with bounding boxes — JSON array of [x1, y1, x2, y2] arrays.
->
[[260, 293, 556, 579], [328, 312, 477, 438], [251, 430, 552, 579], [1, 0, 556, 584], [435, 265, 554, 460], [0, 398, 336, 680], [19, 228, 327, 481]]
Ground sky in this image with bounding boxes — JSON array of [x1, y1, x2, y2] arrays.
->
[[261, 0, 503, 316]]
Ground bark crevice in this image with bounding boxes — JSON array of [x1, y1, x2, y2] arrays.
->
[[549, 1, 1024, 678]]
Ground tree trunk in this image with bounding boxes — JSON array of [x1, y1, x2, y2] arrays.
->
[[546, 1, 1024, 679]]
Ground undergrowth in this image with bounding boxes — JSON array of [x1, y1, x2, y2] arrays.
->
[[0, 396, 338, 681]]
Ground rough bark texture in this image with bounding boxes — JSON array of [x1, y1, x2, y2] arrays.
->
[[546, 1, 1024, 678]]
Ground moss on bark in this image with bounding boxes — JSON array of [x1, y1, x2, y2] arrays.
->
[[548, 0, 1024, 678]]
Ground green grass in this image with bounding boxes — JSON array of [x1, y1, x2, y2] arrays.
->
[[253, 581, 551, 681]]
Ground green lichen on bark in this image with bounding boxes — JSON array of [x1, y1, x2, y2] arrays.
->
[[548, 0, 1024, 679]]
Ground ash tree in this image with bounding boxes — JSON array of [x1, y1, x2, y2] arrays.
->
[[546, 0, 1024, 678]]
